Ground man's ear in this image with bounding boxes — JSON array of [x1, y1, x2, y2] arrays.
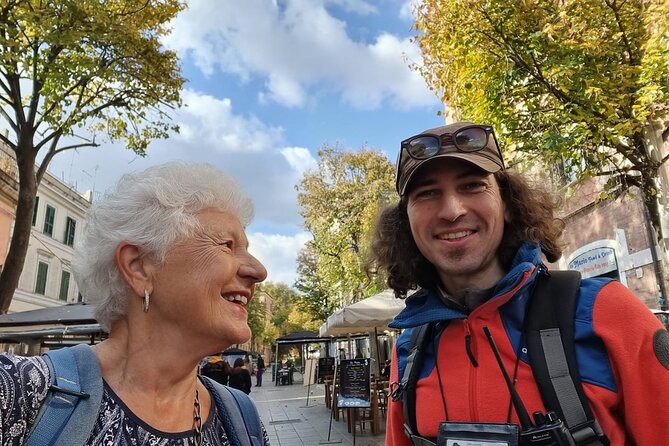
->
[[115, 242, 154, 297]]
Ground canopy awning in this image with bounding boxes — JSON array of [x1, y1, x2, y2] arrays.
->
[[0, 303, 104, 344], [276, 330, 331, 345], [319, 289, 408, 337], [0, 303, 96, 327]]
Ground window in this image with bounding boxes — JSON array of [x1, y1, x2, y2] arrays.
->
[[32, 196, 39, 226], [64, 217, 76, 247], [35, 261, 48, 295], [43, 204, 55, 236], [59, 270, 71, 301]]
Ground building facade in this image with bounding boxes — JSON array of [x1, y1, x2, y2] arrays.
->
[[0, 145, 91, 313], [545, 122, 669, 311], [552, 178, 662, 309]]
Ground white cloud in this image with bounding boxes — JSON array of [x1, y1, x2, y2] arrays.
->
[[280, 147, 318, 176], [399, 0, 419, 21], [248, 231, 312, 285], [45, 89, 304, 227], [176, 90, 284, 153], [162, 0, 438, 110]]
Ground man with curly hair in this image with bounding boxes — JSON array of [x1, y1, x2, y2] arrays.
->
[[371, 122, 669, 446]]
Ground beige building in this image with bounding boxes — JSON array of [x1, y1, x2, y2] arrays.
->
[[0, 145, 91, 313]]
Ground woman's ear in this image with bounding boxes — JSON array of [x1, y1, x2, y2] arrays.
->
[[115, 242, 154, 297]]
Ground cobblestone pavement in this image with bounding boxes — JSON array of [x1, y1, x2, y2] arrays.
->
[[249, 373, 386, 446]]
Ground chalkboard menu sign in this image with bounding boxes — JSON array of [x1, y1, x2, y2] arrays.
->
[[337, 358, 371, 408], [317, 357, 335, 383]]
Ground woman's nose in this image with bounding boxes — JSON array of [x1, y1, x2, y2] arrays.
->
[[240, 253, 268, 283]]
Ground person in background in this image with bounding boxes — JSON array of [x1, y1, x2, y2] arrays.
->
[[255, 354, 265, 387], [243, 354, 251, 372], [370, 122, 669, 445], [201, 356, 230, 386], [228, 357, 252, 395], [0, 162, 270, 445]]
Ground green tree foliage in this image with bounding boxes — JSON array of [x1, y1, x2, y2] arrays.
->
[[296, 146, 395, 314], [247, 293, 266, 345], [0, 0, 184, 313], [414, 0, 669, 236], [294, 245, 333, 320], [0, 0, 185, 312], [258, 281, 294, 329]]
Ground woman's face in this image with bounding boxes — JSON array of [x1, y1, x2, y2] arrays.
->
[[149, 208, 267, 350]]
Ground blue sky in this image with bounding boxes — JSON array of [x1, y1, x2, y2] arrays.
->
[[46, 0, 445, 286]]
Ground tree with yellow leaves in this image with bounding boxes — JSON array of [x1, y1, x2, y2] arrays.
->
[[414, 0, 669, 239]]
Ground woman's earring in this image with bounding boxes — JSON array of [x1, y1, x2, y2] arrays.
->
[[143, 289, 150, 313]]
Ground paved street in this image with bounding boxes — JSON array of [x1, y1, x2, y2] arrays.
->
[[249, 373, 386, 446]]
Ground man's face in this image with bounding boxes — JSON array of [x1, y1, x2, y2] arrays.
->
[[406, 158, 509, 293]]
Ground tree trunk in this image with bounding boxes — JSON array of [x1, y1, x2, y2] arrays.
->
[[0, 150, 37, 313], [642, 177, 668, 307]]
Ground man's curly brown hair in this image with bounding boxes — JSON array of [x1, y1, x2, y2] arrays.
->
[[368, 170, 565, 298]]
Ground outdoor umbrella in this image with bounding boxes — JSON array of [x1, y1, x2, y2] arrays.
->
[[319, 289, 407, 337]]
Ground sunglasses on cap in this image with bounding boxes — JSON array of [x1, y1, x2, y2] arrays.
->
[[396, 124, 505, 195], [401, 124, 503, 162]]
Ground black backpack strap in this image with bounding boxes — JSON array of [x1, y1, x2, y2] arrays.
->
[[525, 269, 609, 446], [393, 322, 438, 446]]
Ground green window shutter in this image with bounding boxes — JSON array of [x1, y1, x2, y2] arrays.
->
[[35, 261, 48, 295], [59, 270, 71, 301], [43, 205, 55, 236], [32, 196, 39, 226], [64, 217, 76, 247]]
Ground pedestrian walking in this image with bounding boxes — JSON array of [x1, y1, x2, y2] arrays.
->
[[255, 354, 265, 387]]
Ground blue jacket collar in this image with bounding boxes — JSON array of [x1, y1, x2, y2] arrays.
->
[[389, 242, 543, 329]]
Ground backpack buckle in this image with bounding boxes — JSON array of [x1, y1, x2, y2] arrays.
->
[[570, 421, 609, 446], [389, 381, 404, 402], [49, 384, 90, 399]]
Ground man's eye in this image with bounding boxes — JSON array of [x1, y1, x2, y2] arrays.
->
[[218, 241, 233, 249], [462, 182, 486, 191], [414, 189, 439, 199]]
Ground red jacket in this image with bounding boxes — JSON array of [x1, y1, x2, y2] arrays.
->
[[386, 244, 669, 446]]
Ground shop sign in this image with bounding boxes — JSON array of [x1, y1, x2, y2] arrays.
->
[[568, 247, 617, 279]]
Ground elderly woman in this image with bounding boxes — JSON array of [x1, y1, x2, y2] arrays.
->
[[0, 162, 269, 445]]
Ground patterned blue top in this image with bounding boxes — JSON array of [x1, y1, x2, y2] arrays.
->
[[0, 354, 270, 445]]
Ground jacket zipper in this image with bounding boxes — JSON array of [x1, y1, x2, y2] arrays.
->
[[464, 319, 480, 421]]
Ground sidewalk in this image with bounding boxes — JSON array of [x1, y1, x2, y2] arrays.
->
[[249, 373, 386, 446]]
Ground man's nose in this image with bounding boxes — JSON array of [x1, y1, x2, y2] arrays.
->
[[437, 193, 467, 222]]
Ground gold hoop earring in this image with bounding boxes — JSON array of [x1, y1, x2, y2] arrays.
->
[[143, 289, 150, 313]]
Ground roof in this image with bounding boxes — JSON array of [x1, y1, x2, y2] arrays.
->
[[276, 330, 331, 345], [0, 303, 103, 344], [0, 303, 96, 327]]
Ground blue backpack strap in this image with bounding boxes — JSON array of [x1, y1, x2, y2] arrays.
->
[[202, 376, 263, 446], [25, 344, 104, 446]]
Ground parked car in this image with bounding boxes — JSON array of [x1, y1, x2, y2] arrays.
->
[[651, 309, 669, 330]]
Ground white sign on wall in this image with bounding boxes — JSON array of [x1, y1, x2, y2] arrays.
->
[[568, 247, 617, 279]]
